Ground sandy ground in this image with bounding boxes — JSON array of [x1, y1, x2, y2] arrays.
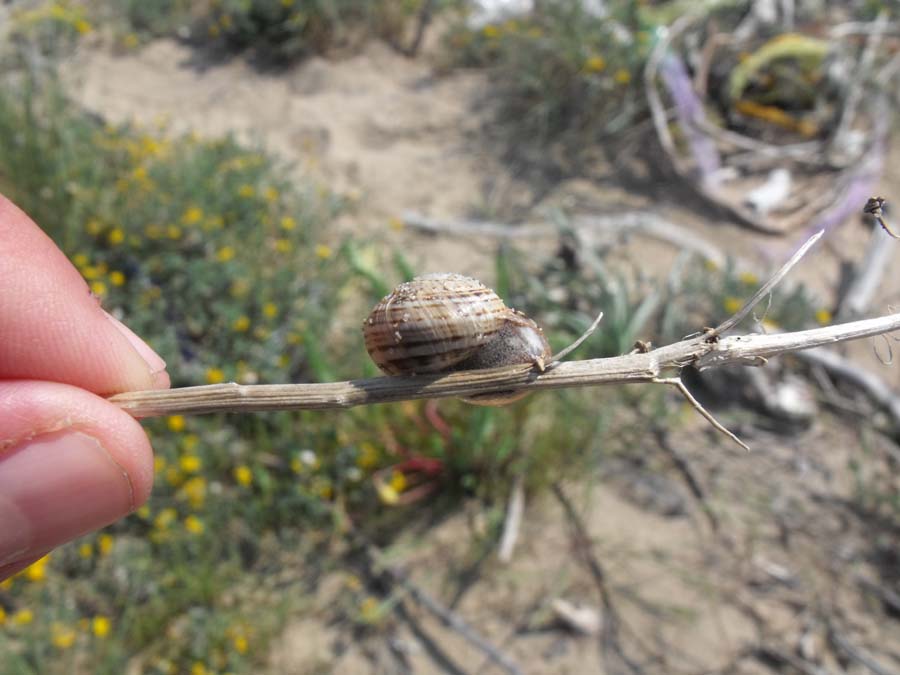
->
[[64, 36, 900, 675]]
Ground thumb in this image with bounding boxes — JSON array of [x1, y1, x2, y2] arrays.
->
[[0, 381, 154, 577]]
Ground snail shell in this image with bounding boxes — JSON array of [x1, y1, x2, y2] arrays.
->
[[362, 273, 551, 405]]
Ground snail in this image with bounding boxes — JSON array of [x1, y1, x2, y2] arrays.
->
[[362, 273, 552, 405]]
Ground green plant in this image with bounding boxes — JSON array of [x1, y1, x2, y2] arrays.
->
[[443, 0, 649, 158]]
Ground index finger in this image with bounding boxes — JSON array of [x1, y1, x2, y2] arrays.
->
[[0, 195, 169, 395]]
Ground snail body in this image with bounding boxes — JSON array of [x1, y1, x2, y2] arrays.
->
[[362, 273, 551, 405]]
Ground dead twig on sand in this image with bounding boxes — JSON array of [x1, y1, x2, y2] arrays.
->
[[551, 483, 643, 674], [368, 547, 524, 675], [650, 426, 720, 532], [497, 475, 525, 564]]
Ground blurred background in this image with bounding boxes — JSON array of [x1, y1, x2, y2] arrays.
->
[[1, 0, 899, 673]]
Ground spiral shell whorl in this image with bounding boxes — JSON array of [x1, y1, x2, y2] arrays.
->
[[363, 274, 510, 376]]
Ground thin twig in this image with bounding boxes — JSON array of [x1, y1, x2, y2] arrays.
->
[[711, 230, 824, 336], [376, 551, 524, 675], [650, 426, 719, 531], [108, 312, 900, 418], [827, 626, 897, 675], [549, 311, 604, 365], [831, 11, 888, 159], [839, 224, 897, 319], [497, 476, 525, 564], [654, 377, 750, 451]]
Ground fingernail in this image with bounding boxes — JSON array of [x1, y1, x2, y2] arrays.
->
[[103, 311, 169, 388], [0, 431, 134, 566]]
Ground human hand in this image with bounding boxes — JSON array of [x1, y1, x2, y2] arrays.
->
[[0, 194, 169, 580]]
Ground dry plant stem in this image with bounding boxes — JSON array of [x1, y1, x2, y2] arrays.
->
[[654, 377, 749, 451], [839, 226, 896, 319], [497, 476, 525, 564], [549, 311, 604, 364], [109, 312, 900, 418], [377, 553, 524, 675], [711, 230, 824, 336]]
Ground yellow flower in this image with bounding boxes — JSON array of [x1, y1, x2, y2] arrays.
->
[[13, 609, 33, 625], [90, 281, 108, 297], [92, 616, 111, 638], [206, 367, 226, 384], [109, 270, 126, 286], [182, 206, 203, 225], [387, 216, 404, 231], [122, 32, 139, 49], [216, 246, 235, 262], [154, 508, 178, 531], [274, 238, 292, 253], [85, 219, 102, 236], [51, 623, 76, 649], [815, 308, 832, 325], [280, 0, 295, 7], [359, 596, 382, 623], [184, 515, 205, 534], [191, 663, 208, 675], [78, 542, 93, 559], [154, 456, 167, 474], [314, 478, 333, 500], [264, 186, 279, 202], [739, 271, 759, 285], [377, 483, 399, 505], [238, 184, 255, 198], [72, 252, 89, 267], [107, 228, 125, 246], [165, 466, 183, 487], [614, 68, 631, 84], [482, 24, 500, 38], [136, 505, 151, 519], [233, 315, 250, 332], [232, 634, 249, 654], [356, 442, 379, 470], [280, 216, 296, 231], [389, 471, 407, 494], [74, 18, 92, 34], [179, 455, 201, 473], [180, 476, 207, 509], [24, 555, 50, 582], [584, 55, 606, 73], [723, 296, 742, 314], [98, 534, 114, 556], [263, 302, 278, 318], [315, 244, 333, 259], [167, 225, 183, 240], [0, 608, 6, 625], [167, 415, 186, 432], [234, 465, 253, 487]]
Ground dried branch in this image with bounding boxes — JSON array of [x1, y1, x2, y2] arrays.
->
[[654, 376, 749, 451], [109, 313, 900, 417], [711, 230, 824, 336], [497, 476, 525, 564]]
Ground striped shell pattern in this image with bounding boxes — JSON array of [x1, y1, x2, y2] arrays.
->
[[362, 273, 550, 377]]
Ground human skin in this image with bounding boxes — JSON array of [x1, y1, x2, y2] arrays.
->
[[0, 194, 169, 580]]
